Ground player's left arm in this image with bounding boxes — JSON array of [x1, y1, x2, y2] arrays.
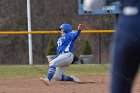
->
[[71, 24, 83, 40]]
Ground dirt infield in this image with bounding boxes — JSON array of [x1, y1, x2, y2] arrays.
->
[[0, 75, 140, 93]]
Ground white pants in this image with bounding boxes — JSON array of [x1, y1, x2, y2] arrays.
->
[[49, 52, 73, 80]]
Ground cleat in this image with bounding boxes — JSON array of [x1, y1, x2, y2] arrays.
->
[[71, 75, 81, 83], [40, 77, 50, 85]]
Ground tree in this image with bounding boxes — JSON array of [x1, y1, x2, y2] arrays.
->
[[46, 38, 56, 55], [81, 40, 92, 55], [80, 40, 93, 64]]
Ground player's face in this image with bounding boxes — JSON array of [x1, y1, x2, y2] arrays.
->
[[58, 29, 65, 35]]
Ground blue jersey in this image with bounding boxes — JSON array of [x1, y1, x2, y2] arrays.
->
[[56, 30, 81, 54], [121, 0, 140, 8]]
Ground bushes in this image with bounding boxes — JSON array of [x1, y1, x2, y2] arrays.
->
[[46, 38, 56, 55], [80, 40, 93, 64], [81, 40, 92, 55]]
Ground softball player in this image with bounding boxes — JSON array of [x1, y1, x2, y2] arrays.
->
[[110, 0, 140, 93], [40, 24, 83, 85]]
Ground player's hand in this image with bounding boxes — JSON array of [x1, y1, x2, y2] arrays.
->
[[78, 24, 84, 30]]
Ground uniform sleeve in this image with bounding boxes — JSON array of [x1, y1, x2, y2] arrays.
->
[[71, 30, 81, 40]]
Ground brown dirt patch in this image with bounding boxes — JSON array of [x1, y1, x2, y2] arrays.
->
[[0, 75, 140, 93]]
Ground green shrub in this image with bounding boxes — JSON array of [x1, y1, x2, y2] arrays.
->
[[81, 40, 92, 55], [46, 38, 56, 55]]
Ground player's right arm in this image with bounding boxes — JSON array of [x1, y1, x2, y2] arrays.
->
[[71, 24, 83, 40]]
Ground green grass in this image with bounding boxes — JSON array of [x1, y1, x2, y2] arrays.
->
[[0, 64, 111, 79], [67, 64, 111, 75]]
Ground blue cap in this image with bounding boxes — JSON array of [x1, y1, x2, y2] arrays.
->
[[59, 24, 72, 33]]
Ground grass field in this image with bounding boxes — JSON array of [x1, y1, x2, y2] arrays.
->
[[0, 64, 111, 79]]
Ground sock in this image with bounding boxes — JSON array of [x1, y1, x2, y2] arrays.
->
[[60, 74, 73, 81], [47, 65, 56, 81]]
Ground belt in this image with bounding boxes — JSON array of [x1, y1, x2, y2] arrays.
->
[[62, 51, 69, 53], [57, 51, 70, 55]]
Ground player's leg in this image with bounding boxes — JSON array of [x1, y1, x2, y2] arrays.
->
[[111, 15, 140, 93], [111, 41, 140, 93], [53, 67, 80, 82], [52, 52, 80, 82], [51, 52, 74, 67], [44, 52, 73, 84], [53, 67, 73, 81]]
